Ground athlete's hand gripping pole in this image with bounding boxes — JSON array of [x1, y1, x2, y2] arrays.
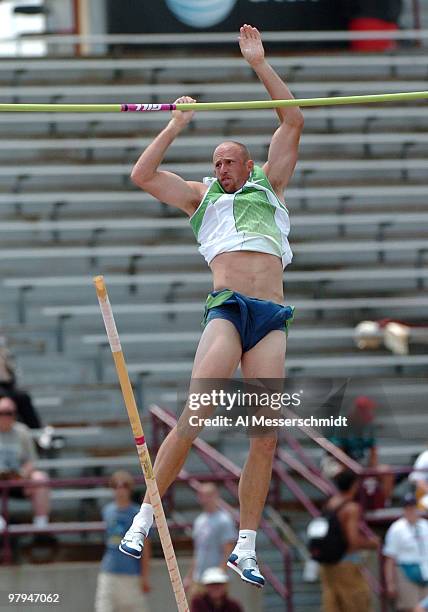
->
[[93, 275, 189, 612]]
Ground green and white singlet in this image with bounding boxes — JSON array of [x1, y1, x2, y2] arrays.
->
[[189, 165, 292, 269]]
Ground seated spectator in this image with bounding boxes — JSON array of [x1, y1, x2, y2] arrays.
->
[[95, 470, 151, 612], [0, 338, 41, 429], [329, 395, 394, 508], [409, 449, 428, 510], [0, 394, 50, 528], [384, 493, 428, 612], [191, 567, 243, 612]]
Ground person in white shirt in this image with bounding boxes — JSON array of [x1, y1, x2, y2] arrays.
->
[[0, 394, 50, 529], [384, 493, 428, 612]]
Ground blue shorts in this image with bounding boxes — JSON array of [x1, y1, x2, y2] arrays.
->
[[202, 289, 295, 352]]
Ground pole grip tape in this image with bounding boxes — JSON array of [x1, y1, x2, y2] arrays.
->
[[121, 103, 175, 112], [98, 295, 122, 353]]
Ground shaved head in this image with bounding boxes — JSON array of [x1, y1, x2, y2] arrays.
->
[[214, 141, 251, 163]]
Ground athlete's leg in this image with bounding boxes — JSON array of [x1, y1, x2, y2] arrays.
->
[[121, 319, 242, 558], [239, 329, 286, 530], [142, 318, 242, 501], [227, 330, 286, 586]]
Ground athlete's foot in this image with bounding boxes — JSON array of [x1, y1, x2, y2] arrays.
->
[[119, 525, 147, 559], [227, 549, 265, 588]]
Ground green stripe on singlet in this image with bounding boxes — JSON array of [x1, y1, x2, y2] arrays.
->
[[233, 187, 282, 250]]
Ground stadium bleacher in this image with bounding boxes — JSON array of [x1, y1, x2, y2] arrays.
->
[[1, 24, 428, 610]]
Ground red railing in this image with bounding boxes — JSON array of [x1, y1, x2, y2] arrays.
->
[[150, 402, 428, 612], [0, 472, 234, 565]]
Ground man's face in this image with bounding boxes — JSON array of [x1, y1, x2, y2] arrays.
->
[[0, 397, 16, 432], [213, 143, 253, 193]]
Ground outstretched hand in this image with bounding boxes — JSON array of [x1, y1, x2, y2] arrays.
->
[[239, 24, 265, 68]]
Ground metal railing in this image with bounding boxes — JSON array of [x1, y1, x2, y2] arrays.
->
[[276, 424, 428, 612], [0, 28, 427, 48], [0, 471, 232, 565]]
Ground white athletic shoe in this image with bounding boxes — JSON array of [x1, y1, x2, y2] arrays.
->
[[119, 526, 146, 559], [227, 549, 265, 588]]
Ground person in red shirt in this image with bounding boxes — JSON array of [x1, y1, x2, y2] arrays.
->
[[191, 567, 244, 612]]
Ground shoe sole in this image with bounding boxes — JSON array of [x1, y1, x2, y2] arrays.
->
[[119, 543, 142, 559], [227, 559, 264, 589]]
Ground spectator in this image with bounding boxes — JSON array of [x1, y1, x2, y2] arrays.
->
[[0, 394, 50, 528], [95, 470, 151, 612], [191, 567, 243, 612], [184, 484, 236, 599], [415, 595, 428, 611], [329, 395, 394, 508], [0, 338, 41, 430], [384, 493, 428, 612], [318, 470, 379, 612], [409, 449, 428, 510]]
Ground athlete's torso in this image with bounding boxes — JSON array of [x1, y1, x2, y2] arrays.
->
[[189, 166, 292, 303]]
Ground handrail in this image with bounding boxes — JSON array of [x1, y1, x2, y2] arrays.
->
[[275, 447, 332, 496], [273, 458, 321, 517], [1, 28, 428, 46], [150, 404, 294, 611], [0, 472, 235, 564], [282, 406, 363, 474]]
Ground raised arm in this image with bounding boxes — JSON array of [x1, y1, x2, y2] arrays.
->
[[130, 96, 206, 216], [239, 25, 304, 198]]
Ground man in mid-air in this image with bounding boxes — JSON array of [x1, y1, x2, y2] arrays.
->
[[120, 24, 304, 588]]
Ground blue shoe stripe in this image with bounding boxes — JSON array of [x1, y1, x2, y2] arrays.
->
[[228, 553, 238, 564], [242, 569, 265, 586], [119, 543, 141, 559]]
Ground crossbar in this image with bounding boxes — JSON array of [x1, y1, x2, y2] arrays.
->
[[0, 91, 428, 113]]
